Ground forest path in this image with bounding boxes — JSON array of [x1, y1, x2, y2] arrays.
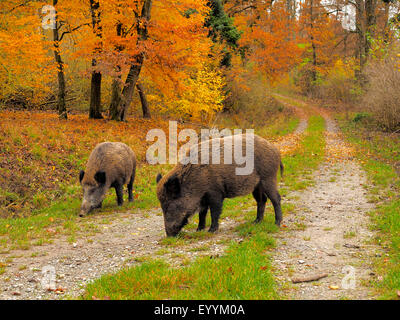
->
[[272, 96, 381, 299], [0, 103, 309, 300]]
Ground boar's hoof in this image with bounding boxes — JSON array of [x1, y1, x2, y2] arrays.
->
[[253, 218, 263, 224], [208, 226, 218, 233]]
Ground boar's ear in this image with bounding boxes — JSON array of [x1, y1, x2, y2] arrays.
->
[[94, 171, 106, 185], [165, 176, 181, 198], [156, 173, 162, 183], [79, 170, 85, 183]]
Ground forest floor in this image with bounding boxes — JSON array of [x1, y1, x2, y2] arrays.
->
[[0, 96, 386, 300]]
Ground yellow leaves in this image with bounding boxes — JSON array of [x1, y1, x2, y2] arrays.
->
[[327, 58, 358, 80], [325, 131, 356, 163], [155, 65, 225, 122]]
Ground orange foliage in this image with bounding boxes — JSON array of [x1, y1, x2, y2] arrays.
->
[[298, 0, 337, 76], [0, 1, 55, 103], [0, 0, 221, 115], [227, 0, 303, 82]]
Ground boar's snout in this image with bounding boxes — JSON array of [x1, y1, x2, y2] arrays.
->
[[164, 216, 189, 237], [165, 221, 180, 237], [79, 199, 94, 217], [165, 227, 179, 237], [164, 219, 182, 237]]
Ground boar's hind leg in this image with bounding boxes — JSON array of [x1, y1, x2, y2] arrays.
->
[[208, 195, 223, 233], [128, 174, 134, 202], [264, 183, 282, 226], [252, 183, 267, 223]]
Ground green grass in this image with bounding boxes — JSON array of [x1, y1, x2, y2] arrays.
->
[[81, 115, 326, 300], [339, 114, 400, 299], [84, 222, 278, 300], [280, 115, 325, 195], [0, 164, 167, 251], [258, 116, 299, 138]]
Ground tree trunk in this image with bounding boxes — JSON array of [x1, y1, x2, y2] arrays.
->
[[136, 82, 151, 118], [309, 0, 317, 86], [383, 1, 390, 43], [354, 0, 376, 80], [118, 55, 145, 121], [52, 0, 67, 120], [355, 0, 366, 75], [89, 0, 103, 119], [89, 71, 103, 119], [109, 76, 122, 120], [364, 0, 377, 59], [109, 0, 153, 122], [109, 22, 124, 121]]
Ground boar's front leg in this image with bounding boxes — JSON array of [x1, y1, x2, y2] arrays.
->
[[264, 183, 282, 226], [208, 195, 223, 233], [112, 182, 124, 206]]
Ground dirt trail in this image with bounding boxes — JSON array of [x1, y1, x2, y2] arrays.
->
[[0, 107, 308, 300], [0, 208, 248, 300], [272, 97, 381, 300]]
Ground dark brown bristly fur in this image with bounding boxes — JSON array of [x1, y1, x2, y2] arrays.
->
[[80, 142, 136, 216], [157, 134, 283, 236]]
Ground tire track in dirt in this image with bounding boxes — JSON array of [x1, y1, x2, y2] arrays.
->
[[0, 111, 309, 300], [272, 97, 381, 300]]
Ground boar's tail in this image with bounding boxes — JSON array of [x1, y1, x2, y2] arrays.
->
[[279, 161, 284, 178]]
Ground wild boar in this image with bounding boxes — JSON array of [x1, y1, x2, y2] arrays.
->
[[156, 133, 283, 237], [79, 142, 136, 217]]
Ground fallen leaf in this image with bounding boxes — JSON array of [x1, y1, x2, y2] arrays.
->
[[329, 285, 339, 290], [55, 287, 66, 294], [46, 228, 56, 234]]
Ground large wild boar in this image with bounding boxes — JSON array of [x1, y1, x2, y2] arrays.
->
[[156, 133, 283, 237], [79, 142, 136, 217]]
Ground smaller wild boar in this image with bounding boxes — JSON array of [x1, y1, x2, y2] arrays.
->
[[79, 142, 136, 217], [156, 133, 283, 237]]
